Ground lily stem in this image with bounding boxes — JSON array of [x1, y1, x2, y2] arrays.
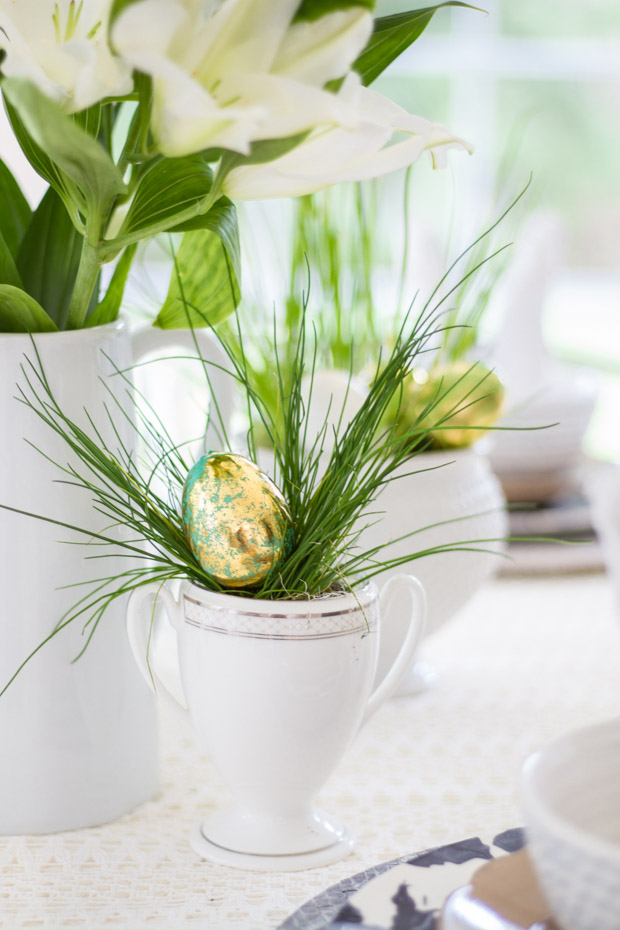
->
[[66, 242, 101, 330]]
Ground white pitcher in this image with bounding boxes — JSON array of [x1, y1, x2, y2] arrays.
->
[[0, 321, 233, 833]]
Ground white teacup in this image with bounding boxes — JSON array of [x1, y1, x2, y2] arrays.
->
[[520, 717, 620, 930], [127, 575, 426, 871]]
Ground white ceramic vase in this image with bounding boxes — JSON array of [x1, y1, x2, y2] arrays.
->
[[127, 575, 426, 871], [361, 448, 507, 694], [0, 320, 232, 834]]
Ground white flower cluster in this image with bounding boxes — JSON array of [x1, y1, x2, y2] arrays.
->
[[0, 0, 472, 197]]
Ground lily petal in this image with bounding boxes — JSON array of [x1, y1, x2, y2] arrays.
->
[[223, 84, 473, 200], [114, 0, 300, 86], [0, 16, 68, 104], [0, 0, 132, 112], [218, 72, 362, 142], [191, 0, 300, 80], [125, 51, 263, 156], [273, 9, 373, 86], [111, 0, 190, 57]]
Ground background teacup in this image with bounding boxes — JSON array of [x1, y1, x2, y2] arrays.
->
[[520, 717, 620, 930], [127, 575, 425, 871]]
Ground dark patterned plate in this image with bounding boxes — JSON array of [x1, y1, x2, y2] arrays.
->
[[278, 828, 524, 930]]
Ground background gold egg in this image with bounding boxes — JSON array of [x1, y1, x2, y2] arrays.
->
[[182, 453, 294, 588], [398, 361, 505, 449]]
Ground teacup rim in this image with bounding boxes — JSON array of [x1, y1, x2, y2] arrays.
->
[[180, 578, 378, 617], [520, 716, 620, 865]]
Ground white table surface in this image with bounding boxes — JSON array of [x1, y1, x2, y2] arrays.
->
[[1, 572, 619, 929]]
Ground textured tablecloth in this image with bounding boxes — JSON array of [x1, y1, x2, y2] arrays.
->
[[1, 573, 619, 929]]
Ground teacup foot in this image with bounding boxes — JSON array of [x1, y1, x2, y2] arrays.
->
[[190, 814, 355, 871]]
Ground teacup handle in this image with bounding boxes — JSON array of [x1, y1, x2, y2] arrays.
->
[[362, 574, 426, 725], [130, 325, 235, 451], [126, 581, 190, 724]]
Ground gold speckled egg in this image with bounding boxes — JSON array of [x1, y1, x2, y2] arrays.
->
[[182, 452, 294, 588], [401, 361, 505, 448]]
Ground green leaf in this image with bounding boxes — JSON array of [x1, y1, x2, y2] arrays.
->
[[86, 244, 137, 327], [134, 73, 153, 156], [2, 95, 79, 227], [16, 187, 84, 329], [294, 0, 374, 22], [118, 154, 214, 242], [171, 197, 240, 276], [155, 203, 241, 329], [0, 284, 58, 332], [2, 79, 127, 242], [0, 157, 32, 259], [0, 229, 24, 288], [354, 2, 478, 86], [236, 134, 308, 168], [217, 133, 308, 184], [72, 103, 102, 139]]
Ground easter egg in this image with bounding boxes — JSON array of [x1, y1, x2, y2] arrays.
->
[[399, 361, 505, 449], [182, 452, 294, 588]]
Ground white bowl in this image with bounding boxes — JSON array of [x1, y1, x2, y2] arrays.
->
[[489, 376, 597, 480], [520, 717, 620, 930]]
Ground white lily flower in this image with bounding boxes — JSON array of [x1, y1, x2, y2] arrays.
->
[[222, 77, 474, 200], [0, 0, 133, 112], [272, 9, 374, 87], [111, 0, 372, 157]]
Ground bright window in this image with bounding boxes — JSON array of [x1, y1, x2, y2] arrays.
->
[[373, 0, 620, 461]]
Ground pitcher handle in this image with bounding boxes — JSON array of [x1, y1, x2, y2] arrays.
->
[[126, 581, 190, 725], [130, 325, 234, 450], [362, 574, 426, 726]]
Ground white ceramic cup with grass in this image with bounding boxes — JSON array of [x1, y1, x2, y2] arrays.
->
[[127, 574, 425, 871]]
